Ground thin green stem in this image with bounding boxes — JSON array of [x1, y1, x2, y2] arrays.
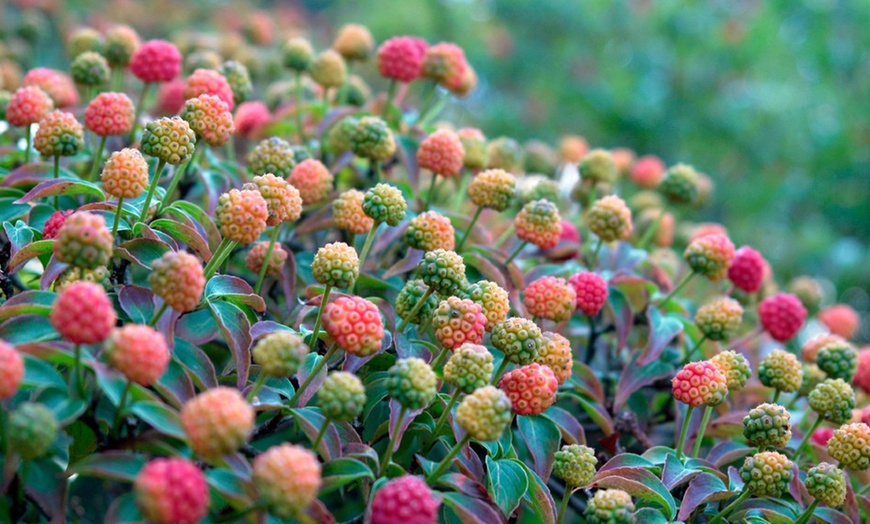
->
[[289, 343, 338, 408], [87, 135, 107, 182], [793, 499, 820, 524], [430, 347, 450, 370], [53, 155, 60, 208], [312, 417, 331, 454], [709, 488, 751, 524], [379, 405, 407, 477], [588, 238, 603, 269], [685, 334, 707, 362], [225, 135, 235, 164], [504, 241, 527, 265], [128, 82, 151, 143], [637, 207, 665, 250], [423, 173, 438, 210], [556, 487, 572, 524], [793, 415, 822, 462], [691, 405, 714, 458], [307, 285, 332, 348], [203, 238, 236, 280], [295, 71, 305, 143], [160, 146, 203, 211], [246, 372, 267, 403], [148, 302, 168, 327], [771, 389, 781, 404], [352, 223, 380, 293], [676, 405, 695, 462], [374, 160, 383, 183], [322, 88, 330, 110], [397, 287, 435, 332], [456, 206, 482, 253], [112, 66, 123, 91], [426, 389, 461, 447], [426, 433, 471, 484], [110, 380, 132, 439], [111, 196, 124, 240], [491, 357, 510, 385], [859, 483, 870, 495], [658, 271, 696, 308], [383, 79, 397, 116], [138, 159, 167, 223], [254, 223, 283, 295], [417, 81, 438, 122], [24, 124, 32, 163]]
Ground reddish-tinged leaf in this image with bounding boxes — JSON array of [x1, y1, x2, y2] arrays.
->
[[166, 200, 221, 251], [115, 238, 172, 269], [590, 466, 677, 519], [2, 162, 60, 187], [153, 359, 196, 408], [118, 285, 155, 324], [39, 256, 68, 290], [290, 407, 342, 461], [295, 351, 329, 407], [173, 338, 218, 390], [677, 472, 736, 521], [382, 249, 423, 280], [605, 287, 634, 352], [0, 290, 55, 322], [250, 320, 293, 341], [441, 492, 507, 524], [570, 361, 605, 404], [206, 275, 266, 313], [597, 454, 655, 473], [514, 460, 556, 524], [15, 178, 104, 203], [544, 406, 586, 445], [7, 238, 53, 272], [638, 307, 682, 366], [567, 392, 614, 435], [707, 441, 754, 467], [388, 398, 423, 454], [66, 452, 146, 482], [150, 218, 212, 261], [516, 415, 560, 481], [208, 300, 252, 388], [613, 349, 674, 411], [463, 252, 508, 289]]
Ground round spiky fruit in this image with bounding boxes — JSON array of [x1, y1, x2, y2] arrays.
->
[[323, 296, 385, 356], [759, 293, 807, 342], [282, 37, 314, 72], [787, 276, 823, 315], [312, 242, 359, 289], [431, 297, 486, 351], [443, 343, 494, 393], [52, 211, 114, 269], [246, 241, 288, 279], [105, 325, 169, 386], [855, 348, 870, 394], [248, 174, 302, 226], [585, 490, 636, 524], [418, 249, 466, 297], [334, 24, 375, 61], [524, 276, 576, 323], [362, 183, 406, 226], [317, 372, 366, 422], [758, 349, 802, 394], [234, 101, 270, 138], [579, 149, 617, 183], [630, 155, 665, 188], [742, 403, 792, 449], [535, 332, 573, 385], [422, 42, 468, 91], [288, 159, 334, 206], [34, 110, 83, 157], [491, 317, 544, 366], [23, 68, 79, 107], [370, 475, 440, 524], [253, 444, 321, 519], [155, 79, 185, 115], [134, 458, 209, 524], [417, 129, 464, 177], [351, 116, 396, 162], [809, 379, 856, 424], [816, 339, 858, 381], [310, 50, 346, 88], [70, 51, 110, 86], [695, 297, 743, 341], [215, 188, 268, 244], [252, 331, 308, 378], [104, 24, 140, 67], [553, 444, 597, 488], [803, 335, 847, 363], [826, 422, 870, 470], [406, 211, 455, 252], [671, 361, 729, 407], [55, 265, 110, 294], [805, 462, 846, 507], [739, 451, 793, 497], [386, 357, 437, 410], [183, 68, 234, 110], [710, 350, 751, 391], [515, 199, 562, 250], [499, 363, 558, 416], [219, 60, 252, 105], [0, 341, 23, 400], [458, 128, 488, 169], [140, 116, 196, 165], [559, 135, 588, 164], [819, 304, 860, 340], [180, 94, 234, 147], [683, 233, 735, 281], [332, 189, 373, 235], [377, 36, 427, 83], [50, 281, 116, 345], [468, 169, 516, 211], [180, 387, 255, 461], [6, 86, 53, 127], [569, 271, 609, 316], [130, 40, 182, 83], [658, 163, 699, 204], [101, 147, 149, 199], [456, 385, 513, 441], [68, 28, 104, 57], [585, 195, 633, 243], [396, 279, 438, 326], [8, 402, 58, 460], [149, 251, 205, 313], [799, 363, 827, 397], [462, 280, 509, 331], [248, 137, 295, 178]]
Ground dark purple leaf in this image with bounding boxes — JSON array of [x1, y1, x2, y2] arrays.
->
[[440, 492, 507, 524], [39, 256, 67, 290], [638, 307, 682, 366], [543, 406, 586, 445], [118, 285, 155, 324], [208, 300, 252, 388], [677, 472, 736, 521], [613, 349, 675, 411], [290, 407, 342, 461], [388, 398, 423, 454]]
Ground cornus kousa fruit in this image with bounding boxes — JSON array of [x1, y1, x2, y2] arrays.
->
[[818, 304, 860, 340], [253, 444, 321, 519], [6, 86, 53, 127], [535, 332, 573, 385], [323, 296, 385, 356], [805, 462, 847, 508], [630, 155, 665, 188], [155, 80, 185, 115], [130, 40, 182, 83], [431, 297, 487, 350], [559, 135, 589, 164], [333, 189, 374, 234], [584, 195, 633, 242], [800, 363, 827, 397], [809, 378, 855, 424], [386, 357, 437, 410], [248, 137, 295, 177], [219, 60, 253, 105], [417, 129, 465, 177], [333, 23, 375, 61], [42, 209, 73, 240], [658, 162, 699, 204], [377, 36, 428, 83], [317, 372, 366, 422], [740, 451, 793, 497], [524, 276, 576, 323], [585, 489, 635, 524], [492, 317, 544, 366], [288, 159, 334, 205], [50, 281, 116, 345], [742, 403, 792, 449], [758, 349, 802, 393], [579, 149, 617, 183], [70, 51, 110, 86], [23, 68, 79, 107], [312, 241, 359, 289], [310, 49, 347, 89], [418, 249, 467, 296], [183, 68, 235, 110], [462, 280, 510, 331], [553, 444, 597, 488], [569, 271, 609, 316], [683, 233, 735, 281], [671, 361, 729, 407], [758, 292, 807, 342], [515, 199, 563, 250], [468, 169, 516, 211], [363, 183, 407, 226], [233, 101, 270, 138], [104, 24, 140, 67], [54, 266, 110, 292], [855, 347, 870, 393], [351, 116, 396, 162], [180, 94, 234, 147], [101, 148, 149, 199], [499, 363, 559, 416], [788, 275, 823, 314], [826, 422, 870, 470], [134, 458, 209, 524], [8, 402, 58, 460], [802, 334, 847, 363], [422, 42, 468, 91], [148, 251, 205, 313], [180, 387, 255, 461], [457, 128, 488, 169], [215, 188, 268, 244], [140, 116, 196, 165], [710, 350, 752, 391], [68, 28, 103, 57], [370, 475, 440, 524], [34, 110, 84, 157], [406, 211, 456, 251], [488, 139, 522, 171], [455, 385, 513, 441], [282, 37, 314, 72], [252, 331, 308, 378], [396, 279, 438, 326], [249, 174, 302, 226], [815, 338, 858, 381], [443, 343, 494, 393], [105, 325, 169, 386], [0, 341, 23, 399], [695, 297, 743, 341], [246, 241, 288, 279], [327, 116, 358, 153]]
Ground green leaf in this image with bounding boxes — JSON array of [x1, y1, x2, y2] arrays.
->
[[613, 349, 675, 411], [167, 200, 221, 251], [677, 472, 736, 521], [0, 290, 55, 322], [129, 401, 186, 439], [208, 300, 252, 388], [638, 307, 683, 366], [0, 197, 30, 223], [67, 452, 146, 482], [150, 218, 212, 261], [173, 338, 218, 390], [15, 178, 104, 203], [115, 238, 172, 269], [206, 275, 266, 313], [22, 354, 67, 391], [633, 508, 669, 524], [0, 314, 57, 343], [514, 460, 556, 524], [206, 469, 253, 507], [516, 415, 560, 481], [37, 388, 87, 426], [7, 239, 53, 271], [590, 467, 677, 520], [320, 458, 374, 495], [441, 492, 507, 524], [485, 456, 528, 517], [571, 393, 614, 435]]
